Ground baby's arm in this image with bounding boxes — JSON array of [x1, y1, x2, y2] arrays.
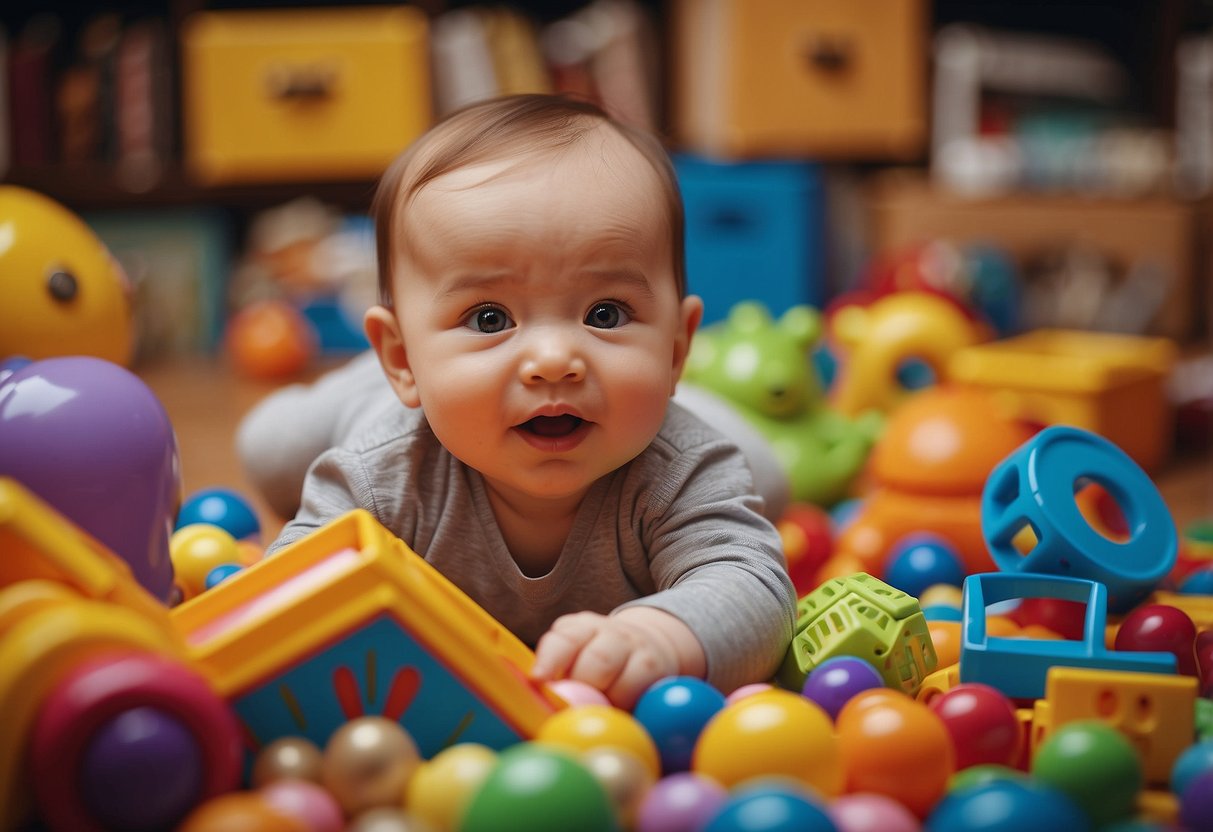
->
[[531, 606, 706, 709]]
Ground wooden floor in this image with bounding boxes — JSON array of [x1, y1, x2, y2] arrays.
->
[[138, 357, 1213, 547]]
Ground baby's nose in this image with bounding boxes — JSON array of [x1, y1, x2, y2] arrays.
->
[[520, 332, 586, 383]]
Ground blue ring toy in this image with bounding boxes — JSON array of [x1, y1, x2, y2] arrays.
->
[[981, 425, 1176, 613]]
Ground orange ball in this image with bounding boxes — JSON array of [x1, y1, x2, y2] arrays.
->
[[926, 620, 962, 669], [226, 299, 316, 380], [692, 689, 842, 796], [836, 688, 955, 817], [177, 792, 307, 832]]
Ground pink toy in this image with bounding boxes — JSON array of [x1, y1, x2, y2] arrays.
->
[[828, 793, 922, 832]]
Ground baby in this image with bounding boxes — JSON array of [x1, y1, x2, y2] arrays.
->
[[264, 94, 795, 707]]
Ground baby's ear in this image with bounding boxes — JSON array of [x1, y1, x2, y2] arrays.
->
[[364, 305, 420, 407], [670, 294, 704, 393]]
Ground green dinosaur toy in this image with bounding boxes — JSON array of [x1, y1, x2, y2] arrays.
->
[[683, 301, 882, 507]]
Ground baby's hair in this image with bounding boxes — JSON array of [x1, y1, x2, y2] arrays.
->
[[371, 93, 686, 306]]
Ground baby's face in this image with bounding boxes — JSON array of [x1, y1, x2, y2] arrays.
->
[[383, 129, 700, 507]]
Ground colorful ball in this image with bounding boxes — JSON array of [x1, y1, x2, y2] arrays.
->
[[1170, 739, 1213, 795], [226, 299, 316, 380], [252, 737, 325, 787], [1179, 565, 1213, 594], [177, 793, 308, 832], [836, 688, 955, 817], [800, 655, 885, 721], [702, 781, 835, 832], [692, 689, 842, 796], [927, 683, 1021, 770], [1180, 769, 1213, 830], [926, 779, 1087, 832], [405, 742, 498, 830], [1031, 720, 1142, 827], [260, 779, 344, 832], [460, 744, 615, 832], [170, 523, 241, 600], [635, 772, 728, 832], [322, 717, 421, 817], [946, 764, 1029, 794], [581, 746, 657, 828], [1113, 603, 1198, 676], [883, 534, 966, 597], [205, 562, 243, 590], [633, 676, 727, 773], [828, 792, 921, 832], [547, 678, 612, 708], [725, 683, 773, 705], [345, 807, 434, 832], [177, 487, 261, 541], [778, 502, 835, 593], [536, 704, 660, 779]]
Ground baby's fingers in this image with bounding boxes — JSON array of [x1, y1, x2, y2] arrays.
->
[[532, 612, 604, 681], [568, 631, 630, 694], [606, 648, 669, 710]]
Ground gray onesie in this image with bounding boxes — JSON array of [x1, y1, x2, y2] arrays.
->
[[269, 400, 796, 693]]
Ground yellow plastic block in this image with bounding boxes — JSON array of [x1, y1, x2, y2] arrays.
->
[[172, 510, 564, 757], [1036, 666, 1197, 785], [1149, 590, 1213, 632], [0, 479, 184, 830], [915, 663, 960, 705], [948, 329, 1178, 470]]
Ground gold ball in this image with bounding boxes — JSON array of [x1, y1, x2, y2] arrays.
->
[[252, 736, 325, 787], [405, 743, 498, 831], [580, 746, 657, 827], [322, 716, 421, 816]]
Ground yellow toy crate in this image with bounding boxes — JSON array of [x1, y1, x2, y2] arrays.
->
[[948, 329, 1178, 471], [182, 6, 431, 184]]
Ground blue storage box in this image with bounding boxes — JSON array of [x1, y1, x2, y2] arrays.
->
[[675, 155, 825, 325]]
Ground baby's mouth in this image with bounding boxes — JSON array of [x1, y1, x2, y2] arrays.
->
[[520, 415, 585, 437]]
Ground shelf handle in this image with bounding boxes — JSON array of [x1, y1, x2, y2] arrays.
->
[[803, 33, 854, 74], [264, 62, 338, 101]]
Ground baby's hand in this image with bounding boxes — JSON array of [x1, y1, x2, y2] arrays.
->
[[531, 607, 706, 709]]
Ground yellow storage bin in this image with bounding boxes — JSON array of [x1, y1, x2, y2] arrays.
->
[[671, 0, 928, 159], [183, 6, 431, 184], [948, 329, 1178, 471]]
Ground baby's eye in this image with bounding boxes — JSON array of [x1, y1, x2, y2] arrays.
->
[[463, 305, 514, 333], [585, 302, 630, 329]]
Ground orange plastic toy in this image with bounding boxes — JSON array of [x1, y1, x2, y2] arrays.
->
[[830, 385, 1035, 580]]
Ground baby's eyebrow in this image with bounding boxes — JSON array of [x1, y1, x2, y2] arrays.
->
[[587, 268, 656, 298], [437, 272, 521, 298]]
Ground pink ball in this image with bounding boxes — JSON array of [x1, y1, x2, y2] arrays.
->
[[724, 683, 773, 706], [548, 678, 612, 707], [260, 779, 344, 832], [829, 793, 921, 832]]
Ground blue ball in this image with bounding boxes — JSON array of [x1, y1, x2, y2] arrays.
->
[[633, 676, 726, 774], [800, 655, 884, 720], [927, 779, 1087, 832], [703, 782, 834, 832], [1171, 739, 1213, 795], [204, 562, 243, 590], [1179, 566, 1213, 595], [830, 498, 863, 534], [176, 487, 260, 541], [884, 533, 966, 597]]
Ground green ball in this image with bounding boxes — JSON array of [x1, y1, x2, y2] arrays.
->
[[1195, 697, 1213, 742], [460, 743, 618, 832], [948, 763, 1030, 793], [1031, 720, 1142, 827]]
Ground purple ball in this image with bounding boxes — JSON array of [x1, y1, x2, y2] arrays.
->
[[635, 772, 728, 832], [79, 706, 204, 831], [1181, 769, 1213, 830], [0, 357, 179, 601], [801, 656, 884, 720]]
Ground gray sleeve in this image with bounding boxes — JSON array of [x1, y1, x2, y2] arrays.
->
[[266, 446, 371, 555], [620, 441, 797, 693]]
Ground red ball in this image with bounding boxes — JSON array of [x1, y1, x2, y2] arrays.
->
[[1009, 596, 1087, 641], [1196, 629, 1213, 697], [226, 300, 316, 380], [928, 682, 1021, 770], [1113, 604, 1198, 677], [778, 502, 834, 594]]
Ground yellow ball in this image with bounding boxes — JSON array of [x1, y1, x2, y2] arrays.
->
[[322, 717, 421, 817], [535, 705, 660, 780], [170, 523, 241, 599], [918, 583, 964, 609], [692, 689, 842, 795], [404, 743, 497, 831]]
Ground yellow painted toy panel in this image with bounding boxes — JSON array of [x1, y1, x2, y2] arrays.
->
[[183, 6, 431, 184], [673, 0, 927, 159], [172, 509, 563, 753], [1040, 666, 1196, 784]]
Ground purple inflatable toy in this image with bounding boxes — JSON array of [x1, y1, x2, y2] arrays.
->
[[0, 356, 179, 601]]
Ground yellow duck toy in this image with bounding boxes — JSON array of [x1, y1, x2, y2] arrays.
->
[[0, 185, 133, 365]]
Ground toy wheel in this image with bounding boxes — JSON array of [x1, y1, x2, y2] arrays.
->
[[30, 651, 242, 832]]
